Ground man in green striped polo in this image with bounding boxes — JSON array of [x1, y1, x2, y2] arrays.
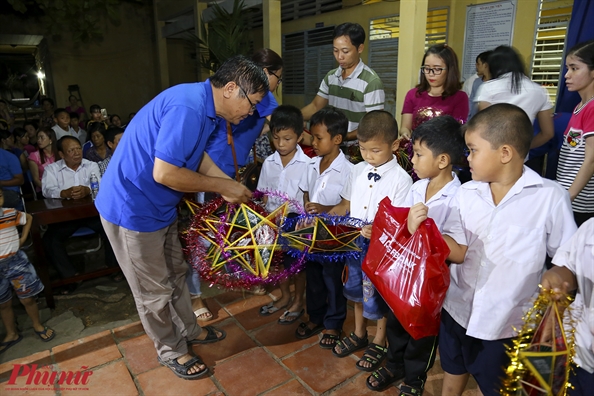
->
[[301, 22, 385, 158]]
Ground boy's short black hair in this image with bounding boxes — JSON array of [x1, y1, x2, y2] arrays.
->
[[89, 104, 101, 113], [54, 108, 69, 118], [104, 127, 124, 144], [357, 110, 398, 144], [467, 103, 533, 158], [310, 107, 348, 140], [41, 97, 54, 107], [411, 116, 465, 165], [69, 112, 79, 120], [269, 105, 303, 137]]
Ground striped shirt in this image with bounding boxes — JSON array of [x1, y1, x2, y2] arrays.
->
[[556, 100, 594, 213], [0, 208, 26, 259], [317, 60, 385, 136]]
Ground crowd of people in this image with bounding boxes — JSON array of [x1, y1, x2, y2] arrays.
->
[[0, 21, 592, 396]]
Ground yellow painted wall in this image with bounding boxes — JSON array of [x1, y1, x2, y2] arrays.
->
[[270, 0, 540, 108]]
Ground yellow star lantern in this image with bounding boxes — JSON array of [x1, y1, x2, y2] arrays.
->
[[282, 217, 362, 254], [502, 289, 576, 396], [207, 202, 289, 278]]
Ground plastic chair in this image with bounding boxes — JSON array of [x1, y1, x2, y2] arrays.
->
[[82, 141, 93, 157]]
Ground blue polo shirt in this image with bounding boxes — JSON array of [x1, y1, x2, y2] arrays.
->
[[0, 149, 22, 193], [96, 81, 219, 232], [206, 91, 277, 177]]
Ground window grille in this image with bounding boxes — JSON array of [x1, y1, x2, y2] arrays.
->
[[530, 0, 572, 103], [282, 26, 335, 96]]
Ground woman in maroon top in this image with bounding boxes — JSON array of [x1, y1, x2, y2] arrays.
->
[[400, 44, 468, 139]]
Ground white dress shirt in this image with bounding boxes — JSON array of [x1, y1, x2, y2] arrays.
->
[[341, 155, 412, 222], [405, 172, 461, 232], [552, 218, 594, 373], [257, 145, 309, 212], [299, 151, 353, 206], [442, 166, 577, 340], [52, 125, 82, 142], [42, 158, 101, 199]]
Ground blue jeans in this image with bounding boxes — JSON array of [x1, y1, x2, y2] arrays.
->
[[343, 236, 389, 320], [0, 250, 44, 304]]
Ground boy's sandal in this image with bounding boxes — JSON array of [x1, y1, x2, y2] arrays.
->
[[399, 384, 423, 396], [332, 331, 368, 358], [278, 309, 304, 325], [187, 326, 226, 344], [295, 322, 324, 339], [35, 326, 56, 342], [259, 302, 288, 316], [356, 343, 388, 372], [366, 367, 405, 392], [319, 332, 341, 349], [0, 335, 23, 354], [157, 355, 209, 380]]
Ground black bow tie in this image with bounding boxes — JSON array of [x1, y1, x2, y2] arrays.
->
[[368, 172, 381, 182]]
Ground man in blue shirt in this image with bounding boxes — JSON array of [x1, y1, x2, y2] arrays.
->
[[96, 56, 269, 380], [0, 148, 24, 209]]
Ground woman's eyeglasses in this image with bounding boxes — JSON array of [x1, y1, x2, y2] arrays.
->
[[269, 71, 282, 83], [420, 66, 446, 75]]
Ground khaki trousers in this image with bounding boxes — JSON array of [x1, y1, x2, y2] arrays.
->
[[101, 216, 201, 360]]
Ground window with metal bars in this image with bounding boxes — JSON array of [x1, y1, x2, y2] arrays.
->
[[530, 0, 572, 103], [282, 26, 335, 97], [368, 8, 449, 116]]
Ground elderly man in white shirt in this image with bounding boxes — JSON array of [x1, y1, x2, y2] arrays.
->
[[41, 136, 120, 292]]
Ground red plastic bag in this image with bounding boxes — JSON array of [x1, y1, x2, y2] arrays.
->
[[362, 197, 450, 340]]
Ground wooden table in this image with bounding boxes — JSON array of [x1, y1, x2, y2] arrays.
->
[[26, 197, 119, 309]]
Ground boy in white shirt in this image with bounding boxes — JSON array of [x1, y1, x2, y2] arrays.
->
[[257, 105, 310, 324], [330, 110, 413, 372], [294, 107, 353, 348], [542, 218, 594, 396], [51, 108, 76, 140], [367, 115, 465, 393], [407, 104, 577, 396]]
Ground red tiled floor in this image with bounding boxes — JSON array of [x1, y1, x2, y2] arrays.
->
[[1, 380, 56, 396], [52, 330, 121, 372], [224, 294, 282, 330], [329, 371, 401, 395], [137, 365, 217, 396], [189, 320, 257, 366], [261, 379, 311, 395], [196, 298, 230, 325], [252, 320, 318, 359], [283, 343, 361, 394], [213, 348, 291, 396], [214, 291, 249, 306], [0, 350, 52, 382], [112, 322, 145, 341], [60, 361, 137, 396], [119, 334, 159, 375], [5, 289, 484, 395]]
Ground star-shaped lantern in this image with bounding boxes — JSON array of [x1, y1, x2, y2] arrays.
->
[[207, 202, 289, 278], [502, 290, 576, 396], [282, 216, 362, 255]]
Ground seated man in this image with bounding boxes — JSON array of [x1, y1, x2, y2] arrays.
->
[[41, 136, 121, 293], [0, 147, 24, 210], [98, 127, 124, 176]]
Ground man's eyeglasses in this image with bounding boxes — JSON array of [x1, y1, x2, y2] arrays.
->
[[238, 85, 257, 113], [420, 66, 446, 75], [270, 71, 282, 83]]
